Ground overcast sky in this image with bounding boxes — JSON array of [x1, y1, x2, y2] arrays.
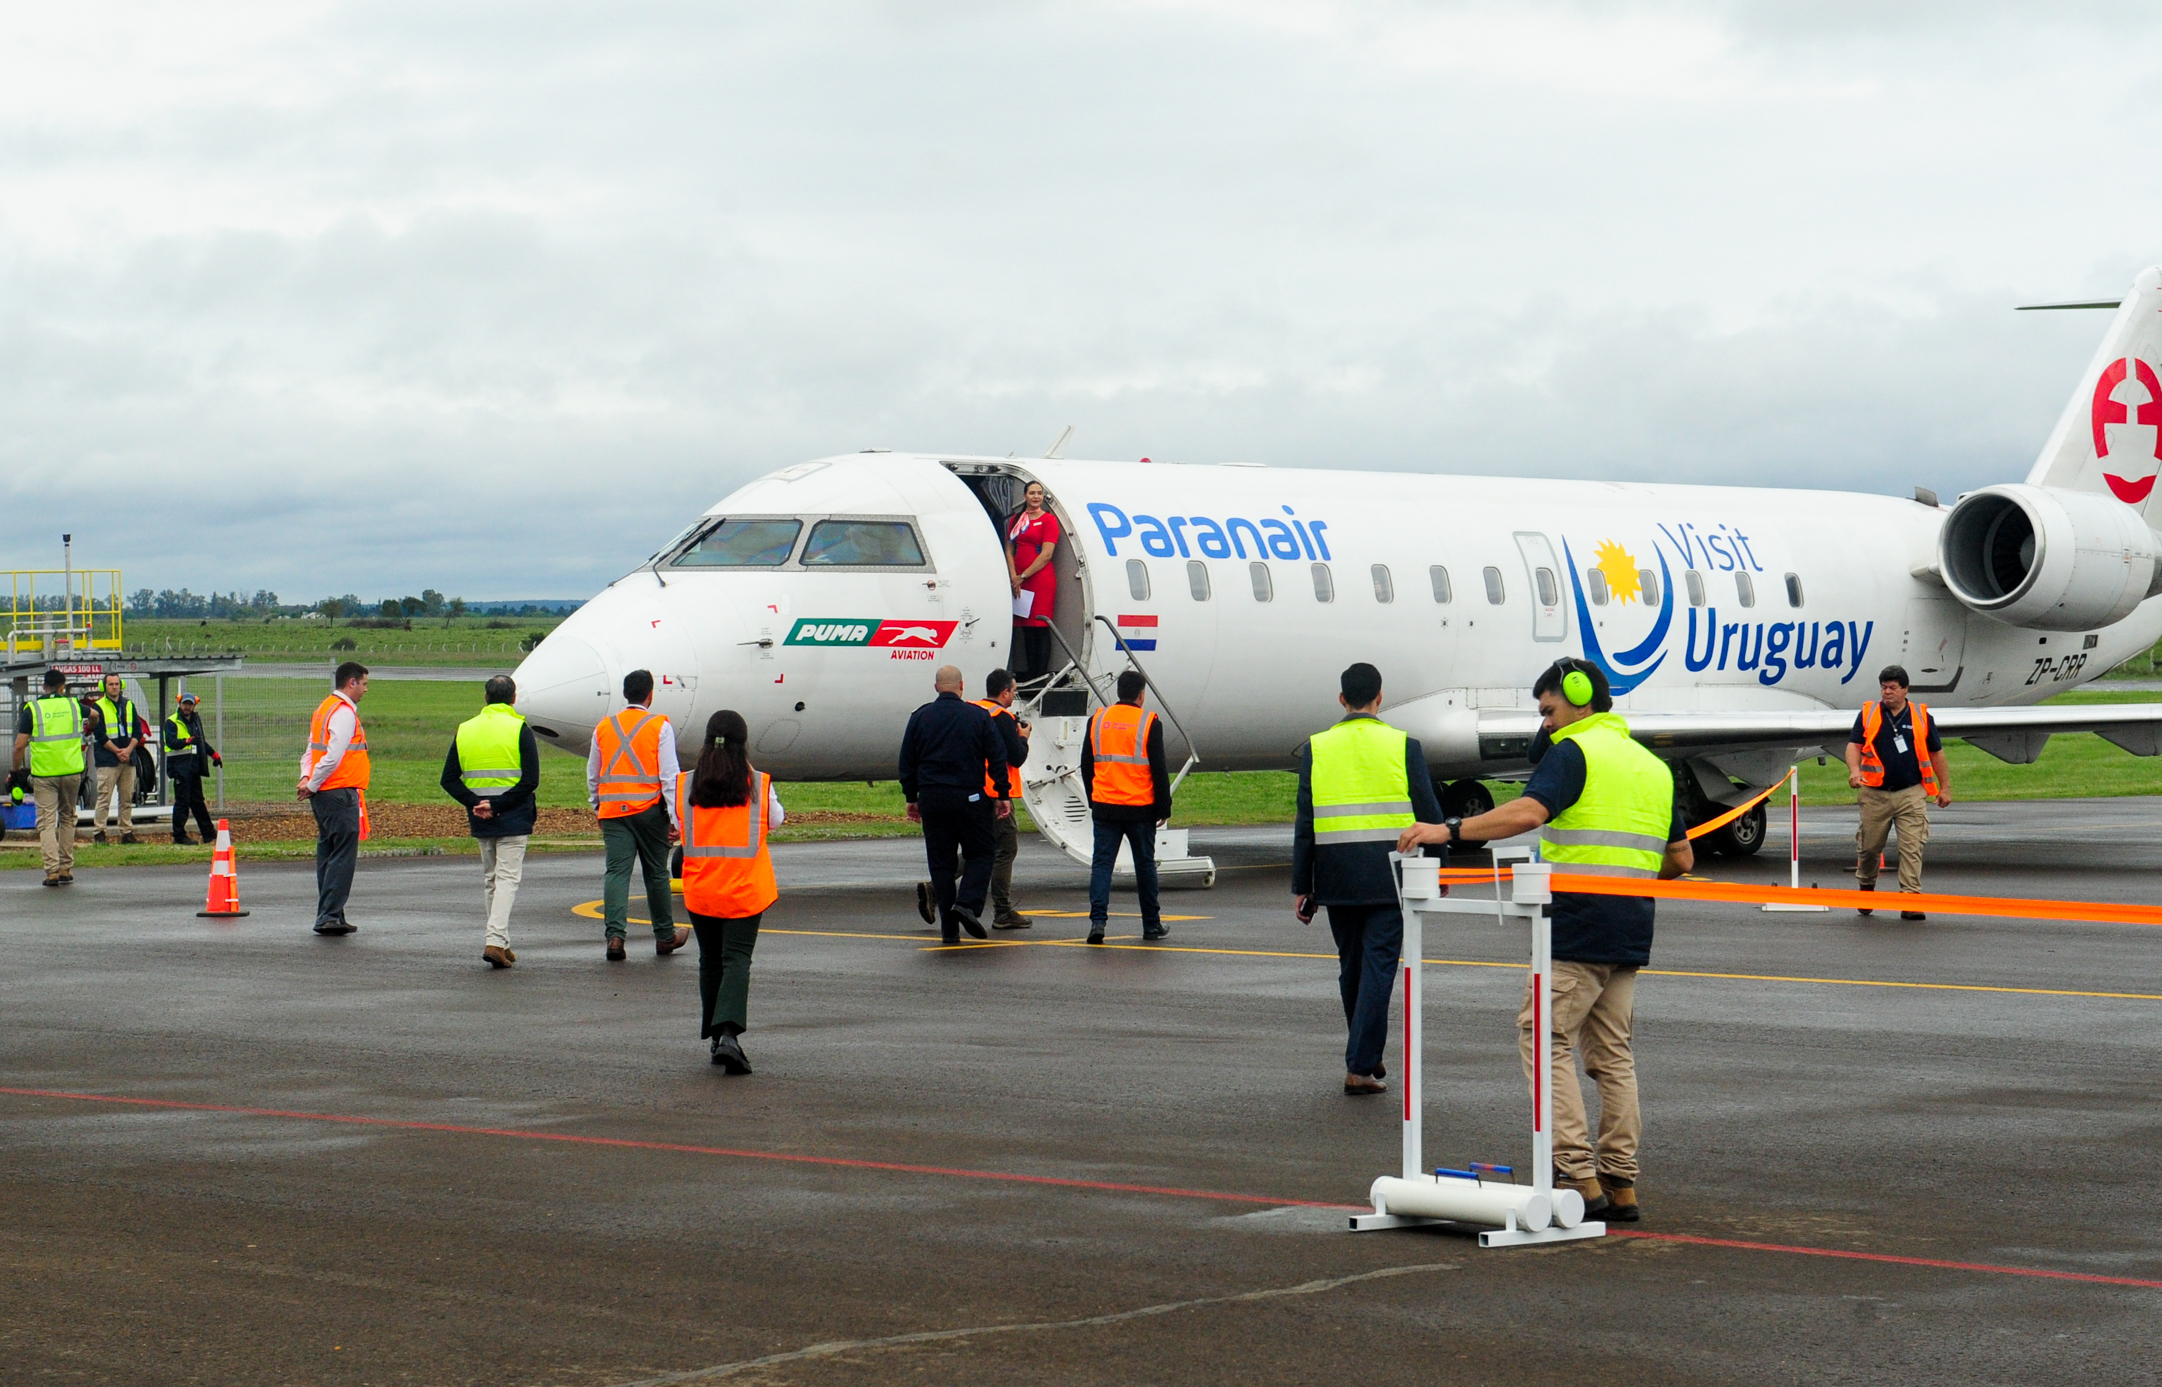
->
[[4, 1, 2158, 601]]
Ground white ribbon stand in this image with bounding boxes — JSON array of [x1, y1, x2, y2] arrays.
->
[[1349, 851, 1606, 1248]]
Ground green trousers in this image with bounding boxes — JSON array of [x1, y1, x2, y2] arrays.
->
[[601, 801, 676, 940], [690, 910, 762, 1037]]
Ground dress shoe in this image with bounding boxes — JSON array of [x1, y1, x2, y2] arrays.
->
[[173, 835, 196, 846], [1142, 924, 1169, 940], [313, 922, 355, 936], [656, 926, 691, 955], [1343, 1073, 1387, 1096], [712, 1034, 752, 1075], [1601, 1180, 1640, 1222], [952, 905, 988, 940], [120, 833, 140, 845], [605, 936, 627, 961], [941, 932, 960, 946], [1856, 880, 1875, 917], [483, 945, 515, 968], [992, 912, 1033, 930], [1086, 924, 1106, 944], [915, 881, 935, 925], [1373, 1061, 1386, 1080], [1901, 910, 1927, 921]]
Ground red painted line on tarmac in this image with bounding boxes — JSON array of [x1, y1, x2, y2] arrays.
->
[[8, 1086, 2161, 1291], [1604, 1230, 2162, 1290], [0, 1087, 1350, 1210]]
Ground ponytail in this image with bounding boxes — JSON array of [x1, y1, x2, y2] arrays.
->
[[691, 710, 754, 808]]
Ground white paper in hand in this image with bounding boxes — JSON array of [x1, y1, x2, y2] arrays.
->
[[1011, 590, 1035, 619]]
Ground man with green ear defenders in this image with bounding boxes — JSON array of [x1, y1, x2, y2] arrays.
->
[[1398, 656, 1691, 1224]]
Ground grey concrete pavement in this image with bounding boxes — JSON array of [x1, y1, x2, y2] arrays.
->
[[3, 804, 2160, 1384]]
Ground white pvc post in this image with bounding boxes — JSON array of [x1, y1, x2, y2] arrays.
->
[[1528, 878, 1553, 1198], [1401, 905, 1423, 1180], [1764, 768, 1828, 913]]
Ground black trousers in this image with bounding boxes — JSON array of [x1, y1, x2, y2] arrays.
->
[[1011, 624, 1052, 681], [1326, 903, 1403, 1077], [170, 769, 214, 842], [311, 788, 360, 928], [918, 787, 995, 940]]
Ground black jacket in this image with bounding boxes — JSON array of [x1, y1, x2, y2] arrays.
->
[[899, 692, 1009, 802], [164, 709, 216, 775], [1080, 706, 1172, 823], [1291, 717, 1447, 905], [440, 722, 543, 838]]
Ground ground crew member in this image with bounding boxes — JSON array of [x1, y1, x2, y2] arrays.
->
[[676, 709, 785, 1075], [441, 676, 542, 968], [163, 692, 221, 845], [1080, 669, 1171, 945], [89, 673, 148, 845], [298, 661, 371, 936], [11, 668, 88, 886], [589, 669, 687, 961], [1293, 663, 1446, 1096], [899, 664, 1011, 944], [1399, 657, 1690, 1224], [978, 669, 1033, 928], [1846, 663, 1950, 921]]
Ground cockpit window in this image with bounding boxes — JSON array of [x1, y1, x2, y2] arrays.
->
[[669, 517, 802, 567], [800, 519, 926, 567]]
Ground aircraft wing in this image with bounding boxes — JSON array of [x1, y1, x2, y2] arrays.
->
[[1474, 701, 2162, 765]]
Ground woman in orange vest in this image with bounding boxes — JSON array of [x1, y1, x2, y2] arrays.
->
[[674, 710, 784, 1075]]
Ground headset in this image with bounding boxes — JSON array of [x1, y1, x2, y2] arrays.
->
[[1554, 658, 1597, 708]]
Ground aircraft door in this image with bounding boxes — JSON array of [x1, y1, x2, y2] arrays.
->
[[1513, 532, 1568, 643]]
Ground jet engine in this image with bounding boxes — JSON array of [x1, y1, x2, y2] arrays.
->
[[1938, 484, 2162, 631]]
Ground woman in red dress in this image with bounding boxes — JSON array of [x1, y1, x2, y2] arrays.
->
[[1006, 481, 1061, 683]]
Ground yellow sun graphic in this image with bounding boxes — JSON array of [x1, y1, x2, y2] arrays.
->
[[1594, 540, 1642, 605]]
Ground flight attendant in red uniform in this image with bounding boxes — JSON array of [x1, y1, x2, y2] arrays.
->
[[1007, 481, 1061, 684]]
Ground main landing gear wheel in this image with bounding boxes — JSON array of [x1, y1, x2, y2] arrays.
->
[[1438, 779, 1495, 851], [1701, 802, 1767, 858]]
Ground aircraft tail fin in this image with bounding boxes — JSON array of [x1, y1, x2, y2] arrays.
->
[[2026, 266, 2162, 520]]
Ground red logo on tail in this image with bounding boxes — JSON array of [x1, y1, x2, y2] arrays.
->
[[2091, 356, 2162, 503]]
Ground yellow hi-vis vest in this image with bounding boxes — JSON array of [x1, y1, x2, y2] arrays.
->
[[454, 702, 527, 793], [1308, 715, 1415, 844], [1537, 711, 1674, 878], [27, 696, 87, 777]]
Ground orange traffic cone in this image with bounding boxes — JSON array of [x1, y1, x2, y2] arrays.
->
[[196, 820, 250, 918]]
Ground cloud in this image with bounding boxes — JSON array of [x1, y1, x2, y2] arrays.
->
[[0, 1, 2156, 598]]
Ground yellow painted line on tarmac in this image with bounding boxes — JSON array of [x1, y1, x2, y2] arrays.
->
[[567, 902, 2162, 1001]]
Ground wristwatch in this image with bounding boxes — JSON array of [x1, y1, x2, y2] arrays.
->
[[1443, 817, 1463, 845]]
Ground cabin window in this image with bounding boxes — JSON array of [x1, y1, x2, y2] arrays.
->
[[1429, 566, 1453, 603], [800, 519, 926, 567], [1483, 566, 1505, 604], [1734, 570, 1755, 607], [1585, 568, 1610, 606], [1638, 569, 1660, 607], [1250, 561, 1273, 602], [1371, 564, 1394, 603], [1187, 560, 1211, 601], [1784, 572, 1804, 607], [1535, 567, 1559, 607], [1312, 563, 1334, 602], [668, 517, 801, 567], [1126, 559, 1151, 600], [1684, 570, 1706, 607]]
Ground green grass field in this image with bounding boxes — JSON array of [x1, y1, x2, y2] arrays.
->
[[121, 615, 564, 668]]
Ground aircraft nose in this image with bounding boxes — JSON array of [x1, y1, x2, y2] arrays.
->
[[513, 631, 613, 751]]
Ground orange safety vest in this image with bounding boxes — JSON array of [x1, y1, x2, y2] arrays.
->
[[306, 693, 370, 792], [974, 698, 1020, 798], [594, 707, 667, 818], [1088, 702, 1157, 807], [1857, 699, 1939, 796], [674, 769, 779, 918]]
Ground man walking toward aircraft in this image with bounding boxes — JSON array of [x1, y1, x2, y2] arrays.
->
[[1293, 663, 1446, 1096], [899, 664, 1011, 944], [590, 669, 689, 960], [1846, 664, 1951, 921], [1080, 669, 1171, 945], [1399, 657, 1691, 1224]]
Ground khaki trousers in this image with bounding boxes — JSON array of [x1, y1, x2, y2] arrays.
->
[[1519, 961, 1640, 1185], [94, 762, 136, 835], [34, 773, 83, 874], [1855, 784, 1929, 893], [479, 835, 528, 950]]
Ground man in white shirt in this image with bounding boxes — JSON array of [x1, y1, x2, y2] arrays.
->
[[298, 662, 371, 935], [587, 669, 686, 960]]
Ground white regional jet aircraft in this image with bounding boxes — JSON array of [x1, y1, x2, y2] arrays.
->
[[515, 267, 2162, 884]]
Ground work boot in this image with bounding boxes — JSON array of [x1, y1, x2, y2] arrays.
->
[[1600, 1177, 1640, 1223], [173, 835, 195, 846], [1855, 880, 1875, 917], [1086, 922, 1106, 945], [42, 872, 62, 888], [120, 832, 140, 845], [992, 911, 1033, 930], [92, 831, 108, 846], [483, 945, 515, 969], [1143, 923, 1169, 941], [1558, 1173, 1611, 1219]]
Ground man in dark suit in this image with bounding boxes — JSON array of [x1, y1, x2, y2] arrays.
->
[[899, 664, 1011, 944]]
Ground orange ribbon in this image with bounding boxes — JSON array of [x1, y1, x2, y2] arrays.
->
[[1683, 769, 1793, 842]]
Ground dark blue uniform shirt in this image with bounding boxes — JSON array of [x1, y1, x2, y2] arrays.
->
[[1847, 702, 1941, 793], [898, 692, 1009, 802]]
